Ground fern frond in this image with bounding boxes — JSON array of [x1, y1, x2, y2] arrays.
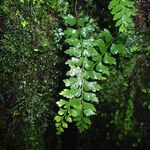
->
[[109, 0, 136, 32], [55, 14, 123, 134]]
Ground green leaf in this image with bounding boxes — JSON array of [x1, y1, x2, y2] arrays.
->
[[119, 24, 127, 32], [65, 116, 72, 122], [83, 102, 96, 116], [54, 116, 62, 122], [96, 39, 107, 53], [19, 0, 24, 3], [83, 102, 96, 111], [81, 25, 95, 37], [92, 71, 106, 80], [62, 122, 68, 128], [64, 28, 78, 38], [55, 123, 60, 127], [65, 47, 81, 57], [108, 0, 120, 9], [83, 39, 96, 48], [84, 92, 98, 103], [83, 58, 94, 70], [66, 57, 82, 67], [60, 88, 81, 99], [58, 109, 66, 115], [103, 53, 116, 65], [70, 109, 78, 117], [64, 14, 76, 26], [116, 19, 122, 27], [58, 127, 64, 133], [96, 62, 110, 75], [83, 81, 102, 92], [69, 99, 82, 108], [111, 4, 122, 14], [110, 43, 126, 55], [67, 66, 82, 77], [21, 20, 28, 28], [83, 117, 91, 125], [114, 11, 122, 20], [56, 99, 67, 107], [85, 71, 106, 80], [110, 44, 118, 54], [84, 109, 95, 116], [102, 29, 113, 42], [87, 47, 101, 61], [78, 16, 89, 27], [75, 116, 90, 132], [65, 39, 80, 47], [83, 49, 91, 57], [63, 78, 79, 87], [84, 70, 94, 79]]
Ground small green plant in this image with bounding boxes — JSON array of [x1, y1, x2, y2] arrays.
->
[[109, 0, 135, 32], [54, 14, 128, 134], [55, 0, 136, 134]]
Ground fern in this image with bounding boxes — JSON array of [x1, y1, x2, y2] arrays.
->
[[54, 0, 135, 133], [109, 0, 136, 32], [54, 14, 122, 134]]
